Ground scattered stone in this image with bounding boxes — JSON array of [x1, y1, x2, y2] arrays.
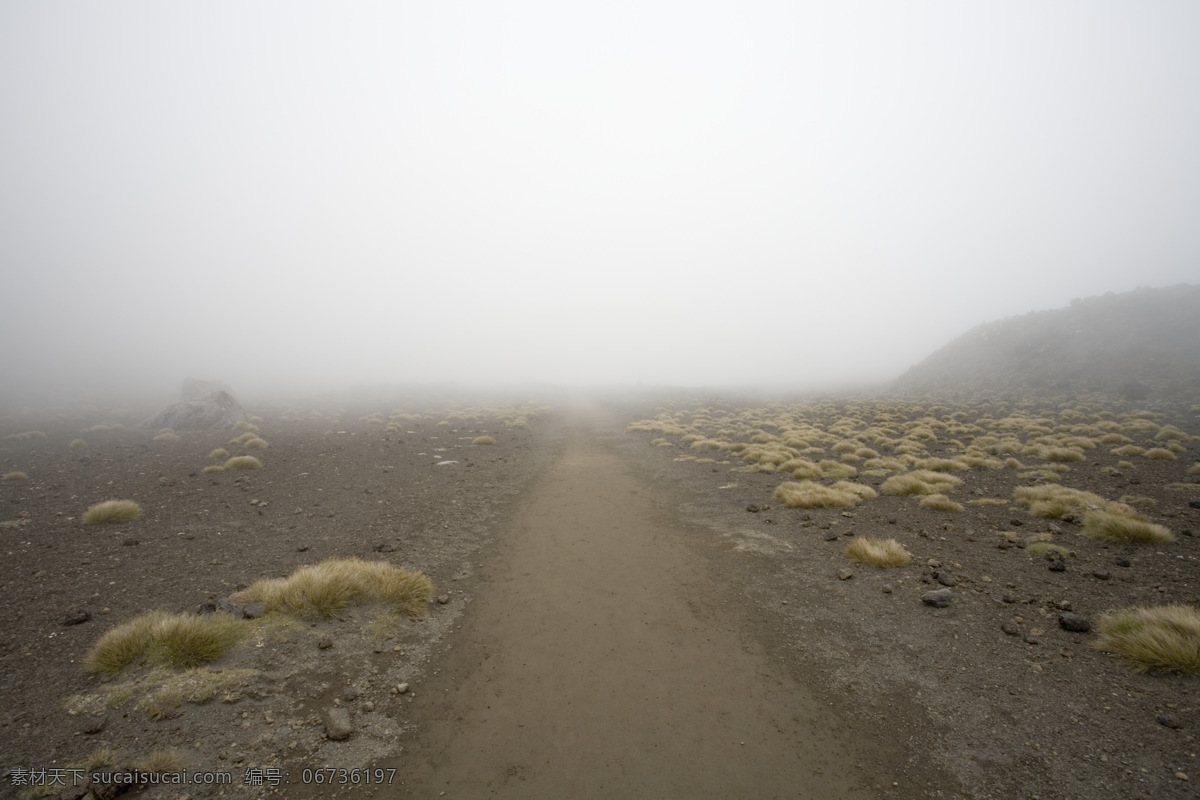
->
[[935, 572, 957, 587], [881, 585, 893, 594], [436, 594, 450, 605], [62, 610, 90, 626], [342, 687, 360, 702], [1092, 569, 1111, 580], [325, 707, 353, 741], [1058, 613, 1091, 633], [1182, 528, 1194, 537], [196, 601, 218, 615], [926, 558, 942, 568], [1058, 600, 1072, 611], [242, 602, 265, 619], [1001, 621, 1020, 636], [297, 545, 309, 552], [216, 597, 246, 618], [121, 537, 138, 547], [362, 701, 375, 712], [746, 504, 762, 513], [317, 637, 334, 650], [1022, 631, 1040, 645], [1002, 592, 1017, 604], [824, 531, 840, 541], [837, 569, 854, 581], [1061, 513, 1082, 525], [373, 542, 396, 552], [1048, 560, 1066, 573], [1009, 519, 1023, 527], [1157, 714, 1183, 730], [1115, 557, 1131, 568], [1190, 500, 1200, 510], [395, 682, 410, 694], [922, 588, 953, 608], [1176, 771, 1189, 781], [80, 715, 108, 735]]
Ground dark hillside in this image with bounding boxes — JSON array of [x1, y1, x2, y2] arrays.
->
[[895, 284, 1200, 401]]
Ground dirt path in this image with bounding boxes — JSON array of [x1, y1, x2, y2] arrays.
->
[[388, 411, 881, 799]]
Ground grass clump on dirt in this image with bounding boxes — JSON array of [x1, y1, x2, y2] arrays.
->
[[2, 471, 28, 481], [472, 435, 497, 445], [139, 667, 259, 719], [83, 611, 244, 675], [1081, 511, 1174, 544], [1093, 605, 1200, 673], [773, 480, 876, 508], [208, 448, 229, 459], [82, 499, 142, 524], [70, 438, 87, 449], [152, 429, 180, 443], [844, 537, 911, 567], [1012, 485, 1132, 519], [244, 557, 434, 620], [919, 493, 963, 512], [881, 470, 962, 496], [223, 455, 262, 470]]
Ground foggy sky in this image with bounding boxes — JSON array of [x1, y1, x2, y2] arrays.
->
[[2, 1, 1198, 400]]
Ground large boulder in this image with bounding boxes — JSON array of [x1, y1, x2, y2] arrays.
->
[[182, 377, 234, 400], [140, 390, 248, 431]]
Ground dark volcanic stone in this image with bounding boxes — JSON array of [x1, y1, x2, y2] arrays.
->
[[922, 588, 953, 608], [1058, 613, 1091, 633], [1115, 557, 1131, 568], [62, 610, 91, 626], [1048, 560, 1067, 572], [1092, 569, 1112, 580]]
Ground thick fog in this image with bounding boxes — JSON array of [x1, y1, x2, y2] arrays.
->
[[2, 1, 1198, 402]]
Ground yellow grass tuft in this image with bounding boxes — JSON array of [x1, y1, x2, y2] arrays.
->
[[69, 438, 87, 449], [243, 437, 269, 450], [844, 537, 911, 567], [1082, 511, 1173, 544], [233, 421, 258, 433], [773, 480, 875, 509], [919, 494, 963, 512], [1144, 447, 1177, 460], [202, 465, 225, 473], [223, 456, 262, 470], [84, 611, 243, 675], [2, 471, 28, 481], [1093, 605, 1200, 673], [245, 557, 434, 620], [82, 499, 142, 524], [208, 448, 229, 459], [152, 429, 180, 443], [880, 470, 962, 496], [473, 435, 497, 445]]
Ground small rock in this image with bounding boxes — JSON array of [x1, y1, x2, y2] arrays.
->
[[1048, 560, 1066, 572], [1058, 600, 1072, 611], [317, 637, 334, 650], [746, 504, 762, 513], [1058, 613, 1091, 633], [935, 572, 957, 587], [922, 588, 953, 608], [1115, 557, 1131, 568], [242, 602, 265, 619], [926, 558, 942, 568], [1002, 592, 1017, 604], [1158, 714, 1183, 730], [1001, 621, 1020, 636], [1189, 500, 1200, 510], [342, 687, 360, 701], [362, 701, 375, 712], [121, 537, 138, 546], [1092, 569, 1111, 580], [1009, 519, 1023, 527], [217, 597, 246, 618], [1022, 631, 1040, 645], [297, 545, 309, 552], [395, 682, 410, 694], [881, 585, 892, 594], [824, 531, 840, 541], [196, 600, 218, 615], [80, 715, 107, 735], [1182, 529, 1194, 537], [1061, 513, 1082, 525], [436, 595, 450, 605], [325, 707, 353, 741], [1176, 771, 1189, 781], [837, 569, 854, 581], [62, 610, 91, 626]]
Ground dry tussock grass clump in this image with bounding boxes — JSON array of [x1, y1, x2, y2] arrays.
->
[[844, 537, 911, 567], [773, 480, 876, 509], [2, 471, 28, 481], [228, 432, 258, 445], [84, 611, 243, 675], [152, 429, 180, 443], [1189, 462, 1200, 476], [1144, 447, 1177, 460], [919, 494, 963, 512], [139, 667, 258, 720], [69, 438, 87, 449], [233, 421, 258, 433], [1013, 485, 1132, 519], [1154, 425, 1190, 442], [881, 470, 962, 496], [243, 437, 269, 450], [1110, 445, 1146, 457], [245, 557, 434, 620], [1082, 511, 1174, 544], [472, 435, 496, 445], [223, 456, 262, 470], [82, 499, 142, 524], [1094, 605, 1200, 673], [209, 448, 229, 459], [202, 465, 225, 474]]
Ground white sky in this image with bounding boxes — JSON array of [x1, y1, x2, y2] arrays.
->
[[2, 1, 1198, 398]]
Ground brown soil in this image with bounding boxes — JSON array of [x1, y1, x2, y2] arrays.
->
[[1, 391, 1198, 800]]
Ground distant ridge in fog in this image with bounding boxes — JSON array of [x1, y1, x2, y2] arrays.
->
[[895, 285, 1200, 400]]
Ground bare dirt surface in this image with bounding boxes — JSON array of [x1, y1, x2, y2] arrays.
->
[[2, 389, 1199, 800]]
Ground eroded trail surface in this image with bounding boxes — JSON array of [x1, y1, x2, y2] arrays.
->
[[389, 411, 879, 799]]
